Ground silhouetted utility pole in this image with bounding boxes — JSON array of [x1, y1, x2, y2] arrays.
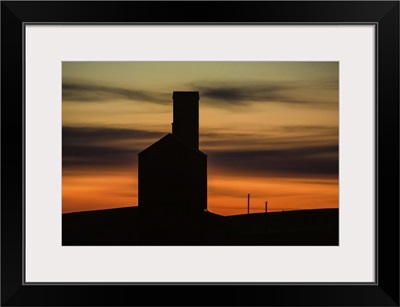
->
[[247, 193, 250, 215], [247, 193, 251, 231], [264, 200, 268, 234]]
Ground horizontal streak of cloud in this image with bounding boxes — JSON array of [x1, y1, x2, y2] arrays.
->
[[200, 125, 338, 139], [62, 126, 337, 178], [63, 79, 337, 108], [62, 126, 163, 168], [63, 126, 164, 146], [200, 125, 338, 150], [193, 81, 337, 107], [63, 145, 135, 168], [198, 84, 291, 105], [63, 83, 168, 104], [208, 145, 338, 178]]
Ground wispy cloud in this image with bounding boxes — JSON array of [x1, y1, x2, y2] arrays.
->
[[63, 145, 135, 168], [200, 125, 338, 151], [63, 79, 337, 108], [62, 126, 165, 168], [208, 145, 338, 178], [62, 126, 338, 178], [196, 83, 296, 105], [63, 126, 164, 145], [62, 83, 168, 104], [192, 81, 337, 107]]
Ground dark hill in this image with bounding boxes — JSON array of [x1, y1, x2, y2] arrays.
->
[[225, 209, 338, 245], [63, 207, 338, 246]]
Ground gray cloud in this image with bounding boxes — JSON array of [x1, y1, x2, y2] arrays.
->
[[196, 83, 295, 105], [208, 145, 338, 178], [62, 126, 165, 168], [277, 125, 338, 134], [192, 81, 337, 108], [62, 145, 135, 168], [63, 126, 338, 178], [62, 83, 168, 104], [63, 79, 337, 108], [63, 126, 164, 146], [200, 125, 338, 150]]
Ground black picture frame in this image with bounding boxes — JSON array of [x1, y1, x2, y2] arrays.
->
[[1, 1, 399, 306]]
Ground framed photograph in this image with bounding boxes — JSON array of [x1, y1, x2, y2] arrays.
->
[[1, 1, 399, 306], [61, 60, 340, 247]]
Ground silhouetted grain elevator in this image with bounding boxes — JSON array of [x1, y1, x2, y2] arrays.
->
[[138, 91, 207, 212]]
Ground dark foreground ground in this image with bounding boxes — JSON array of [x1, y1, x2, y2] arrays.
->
[[63, 207, 338, 246]]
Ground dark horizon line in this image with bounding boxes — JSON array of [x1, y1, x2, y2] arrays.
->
[[62, 205, 339, 216]]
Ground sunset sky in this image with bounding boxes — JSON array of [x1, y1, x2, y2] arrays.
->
[[62, 62, 338, 216]]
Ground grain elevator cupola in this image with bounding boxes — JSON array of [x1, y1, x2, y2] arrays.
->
[[172, 91, 199, 150]]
